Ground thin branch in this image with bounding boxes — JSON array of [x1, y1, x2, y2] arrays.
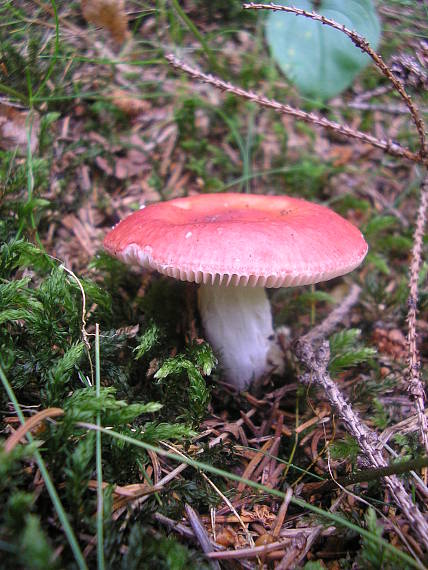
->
[[165, 54, 424, 166], [303, 283, 361, 344], [302, 455, 428, 496], [355, 84, 394, 102], [206, 539, 288, 560], [185, 504, 221, 570], [242, 2, 426, 159], [340, 101, 428, 116], [276, 494, 344, 569], [295, 288, 428, 552], [407, 176, 428, 454]]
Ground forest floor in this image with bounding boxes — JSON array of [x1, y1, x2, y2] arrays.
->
[[0, 1, 427, 569]]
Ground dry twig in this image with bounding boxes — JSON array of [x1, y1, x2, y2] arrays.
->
[[302, 456, 428, 496], [275, 495, 344, 569], [407, 176, 428, 454], [165, 54, 424, 165], [206, 539, 289, 560], [295, 287, 428, 551], [302, 283, 361, 344], [185, 504, 221, 570], [343, 101, 428, 116], [4, 408, 64, 453]]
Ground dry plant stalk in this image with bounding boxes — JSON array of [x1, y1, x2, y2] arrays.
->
[[407, 176, 428, 454], [4, 408, 64, 453], [185, 504, 221, 570]]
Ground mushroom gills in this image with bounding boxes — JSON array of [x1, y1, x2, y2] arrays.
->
[[197, 284, 274, 391]]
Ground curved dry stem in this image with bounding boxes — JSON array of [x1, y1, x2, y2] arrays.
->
[[165, 54, 424, 166]]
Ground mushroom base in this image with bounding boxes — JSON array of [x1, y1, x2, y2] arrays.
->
[[197, 284, 275, 391]]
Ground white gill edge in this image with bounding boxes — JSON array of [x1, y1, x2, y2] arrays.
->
[[120, 243, 366, 288]]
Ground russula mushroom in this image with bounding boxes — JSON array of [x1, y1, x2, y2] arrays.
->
[[104, 193, 368, 391]]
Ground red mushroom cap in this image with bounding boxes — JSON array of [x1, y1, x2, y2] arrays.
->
[[104, 193, 368, 287]]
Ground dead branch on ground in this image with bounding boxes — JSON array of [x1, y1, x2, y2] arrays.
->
[[295, 287, 428, 552]]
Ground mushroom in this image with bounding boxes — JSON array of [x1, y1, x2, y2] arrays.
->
[[104, 193, 368, 391]]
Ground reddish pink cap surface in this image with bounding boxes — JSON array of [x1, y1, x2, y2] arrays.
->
[[104, 193, 368, 287]]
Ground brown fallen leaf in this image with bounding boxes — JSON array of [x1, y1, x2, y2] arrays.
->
[[372, 327, 407, 360], [328, 145, 354, 167], [0, 103, 39, 153], [215, 526, 239, 548], [81, 0, 130, 44], [110, 88, 150, 116]]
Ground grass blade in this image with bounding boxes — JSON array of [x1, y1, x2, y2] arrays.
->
[[95, 324, 105, 570], [0, 362, 88, 570]]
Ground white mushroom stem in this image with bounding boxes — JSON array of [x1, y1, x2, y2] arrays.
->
[[197, 284, 275, 391]]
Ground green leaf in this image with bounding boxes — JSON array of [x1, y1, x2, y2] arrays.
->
[[329, 328, 361, 353], [357, 507, 404, 569], [265, 0, 381, 100], [0, 307, 34, 325], [364, 215, 397, 239], [139, 422, 196, 443], [20, 197, 51, 215], [0, 277, 31, 310], [302, 562, 325, 570], [63, 387, 162, 425], [188, 341, 217, 376], [371, 398, 389, 430], [49, 342, 85, 389], [106, 402, 163, 425], [65, 431, 95, 509], [329, 348, 377, 375], [0, 442, 40, 481]]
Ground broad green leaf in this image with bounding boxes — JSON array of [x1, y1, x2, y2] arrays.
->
[[265, 0, 381, 100]]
